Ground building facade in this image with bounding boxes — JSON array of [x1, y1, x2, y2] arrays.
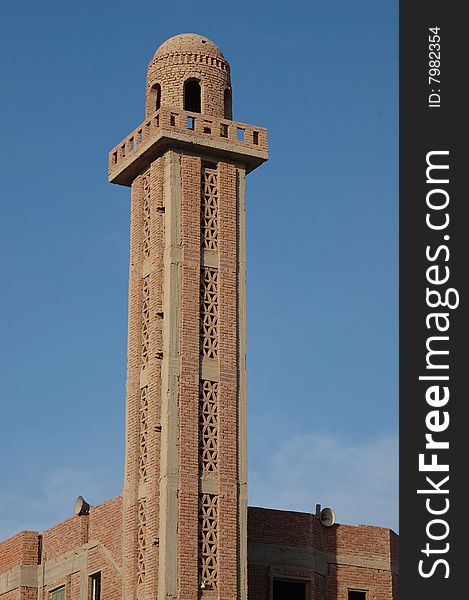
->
[[0, 34, 399, 600]]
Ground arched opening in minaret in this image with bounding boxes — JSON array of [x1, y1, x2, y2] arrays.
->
[[184, 79, 201, 113], [149, 83, 161, 112], [224, 88, 232, 120], [154, 83, 161, 111]]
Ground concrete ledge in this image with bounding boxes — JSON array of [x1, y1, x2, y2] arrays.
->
[[0, 540, 118, 594], [109, 129, 268, 187], [248, 542, 398, 577], [0, 565, 38, 594]]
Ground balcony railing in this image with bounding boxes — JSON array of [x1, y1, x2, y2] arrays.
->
[[108, 107, 268, 180]]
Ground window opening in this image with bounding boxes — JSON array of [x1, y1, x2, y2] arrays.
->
[[224, 88, 232, 119], [89, 572, 101, 600], [148, 83, 161, 113], [184, 80, 201, 113], [272, 580, 307, 600], [348, 591, 367, 600], [50, 587, 65, 600], [154, 84, 161, 110]]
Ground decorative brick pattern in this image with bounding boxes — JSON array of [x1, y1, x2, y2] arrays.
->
[[200, 268, 218, 359], [141, 276, 150, 366], [198, 380, 218, 473], [142, 171, 151, 259], [201, 168, 218, 251], [137, 500, 147, 587], [139, 386, 149, 482], [198, 494, 219, 592]]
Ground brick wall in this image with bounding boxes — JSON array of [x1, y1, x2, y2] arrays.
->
[[2, 588, 37, 600], [41, 516, 84, 563], [0, 532, 39, 573], [247, 507, 398, 600], [325, 523, 392, 561], [88, 496, 122, 561], [0, 497, 122, 600]]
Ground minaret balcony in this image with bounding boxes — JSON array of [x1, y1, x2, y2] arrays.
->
[[108, 106, 268, 186]]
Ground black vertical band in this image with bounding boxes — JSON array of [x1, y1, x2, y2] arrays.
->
[[400, 3, 466, 597]]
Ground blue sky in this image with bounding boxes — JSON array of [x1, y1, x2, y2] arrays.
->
[[0, 0, 398, 537]]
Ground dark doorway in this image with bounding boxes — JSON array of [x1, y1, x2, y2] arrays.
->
[[184, 79, 201, 113], [154, 83, 161, 111], [273, 579, 307, 600], [224, 88, 232, 119], [149, 83, 161, 112], [348, 592, 367, 600]]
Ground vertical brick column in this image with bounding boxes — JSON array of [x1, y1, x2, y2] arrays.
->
[[122, 155, 250, 600], [110, 34, 267, 600], [122, 175, 144, 600], [158, 150, 182, 600], [144, 156, 165, 600], [217, 162, 240, 600], [123, 159, 165, 600], [178, 155, 202, 599], [236, 167, 248, 600]]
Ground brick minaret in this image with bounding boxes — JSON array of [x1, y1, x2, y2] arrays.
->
[[108, 34, 268, 600]]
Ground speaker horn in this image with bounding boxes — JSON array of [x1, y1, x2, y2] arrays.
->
[[319, 507, 336, 527], [74, 495, 90, 516]]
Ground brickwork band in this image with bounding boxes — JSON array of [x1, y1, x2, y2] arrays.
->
[[198, 164, 220, 597], [199, 380, 218, 474], [122, 151, 243, 600], [123, 160, 164, 600]]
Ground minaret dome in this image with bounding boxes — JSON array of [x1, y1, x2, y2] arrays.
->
[[145, 33, 232, 120]]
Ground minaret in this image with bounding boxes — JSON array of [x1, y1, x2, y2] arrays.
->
[[108, 34, 268, 600]]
